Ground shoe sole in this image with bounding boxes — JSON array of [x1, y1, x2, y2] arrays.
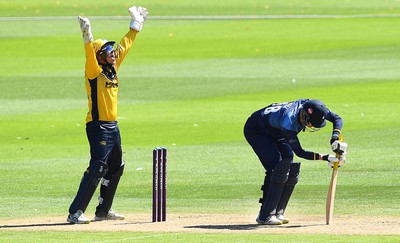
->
[[256, 216, 283, 225], [256, 219, 282, 225], [94, 217, 125, 221], [67, 219, 90, 224], [276, 215, 289, 224], [257, 221, 282, 225]]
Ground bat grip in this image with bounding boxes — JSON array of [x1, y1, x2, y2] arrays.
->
[[333, 133, 344, 170]]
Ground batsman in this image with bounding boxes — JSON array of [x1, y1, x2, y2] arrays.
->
[[244, 99, 347, 225], [67, 5, 148, 224]]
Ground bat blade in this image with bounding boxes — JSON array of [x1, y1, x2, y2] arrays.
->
[[326, 166, 338, 225], [326, 134, 343, 225]]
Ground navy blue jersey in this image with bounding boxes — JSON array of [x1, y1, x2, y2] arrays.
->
[[249, 99, 343, 160], [262, 100, 305, 136]]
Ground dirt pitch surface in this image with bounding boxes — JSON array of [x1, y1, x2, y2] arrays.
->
[[1, 214, 399, 235]]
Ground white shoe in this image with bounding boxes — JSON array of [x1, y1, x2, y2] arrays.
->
[[94, 210, 125, 221], [276, 214, 289, 224], [256, 215, 282, 225], [67, 210, 90, 224]]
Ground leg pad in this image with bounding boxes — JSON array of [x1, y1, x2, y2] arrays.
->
[[276, 162, 301, 215], [69, 160, 108, 214], [257, 158, 291, 220], [95, 164, 125, 217]]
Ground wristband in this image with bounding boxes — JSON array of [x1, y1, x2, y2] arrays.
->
[[130, 20, 142, 31]]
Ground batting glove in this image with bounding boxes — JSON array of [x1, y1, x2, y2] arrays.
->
[[322, 154, 339, 168], [338, 155, 346, 167], [128, 6, 149, 31], [78, 16, 93, 44], [330, 134, 339, 145], [331, 141, 348, 155]]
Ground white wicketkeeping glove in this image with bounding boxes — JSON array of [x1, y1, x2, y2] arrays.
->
[[78, 16, 93, 44], [322, 154, 339, 168], [331, 141, 348, 155], [128, 6, 149, 31]]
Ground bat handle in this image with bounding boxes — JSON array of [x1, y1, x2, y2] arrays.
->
[[333, 133, 344, 170]]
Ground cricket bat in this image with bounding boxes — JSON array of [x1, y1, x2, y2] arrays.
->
[[326, 134, 343, 225]]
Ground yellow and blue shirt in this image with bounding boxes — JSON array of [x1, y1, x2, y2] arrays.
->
[[83, 29, 138, 123]]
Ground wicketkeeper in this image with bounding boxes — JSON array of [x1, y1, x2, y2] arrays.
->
[[243, 99, 347, 225], [67, 5, 148, 224]]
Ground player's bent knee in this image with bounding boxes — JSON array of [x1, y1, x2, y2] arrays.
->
[[270, 158, 292, 183], [286, 162, 301, 185], [115, 163, 124, 177], [89, 160, 109, 183]]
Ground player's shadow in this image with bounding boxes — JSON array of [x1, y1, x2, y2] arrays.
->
[[0, 222, 70, 229], [185, 224, 314, 231], [185, 224, 261, 230]]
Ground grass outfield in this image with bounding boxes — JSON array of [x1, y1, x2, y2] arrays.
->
[[1, 232, 400, 243], [1, 1, 400, 242], [1, 0, 400, 16]]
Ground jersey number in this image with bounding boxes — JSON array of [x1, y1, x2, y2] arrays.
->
[[263, 104, 282, 115]]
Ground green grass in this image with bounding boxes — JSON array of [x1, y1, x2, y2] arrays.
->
[[1, 0, 400, 16], [1, 231, 399, 243], [1, 0, 400, 242]]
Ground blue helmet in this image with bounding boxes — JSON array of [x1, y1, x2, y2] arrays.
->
[[302, 99, 328, 128]]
